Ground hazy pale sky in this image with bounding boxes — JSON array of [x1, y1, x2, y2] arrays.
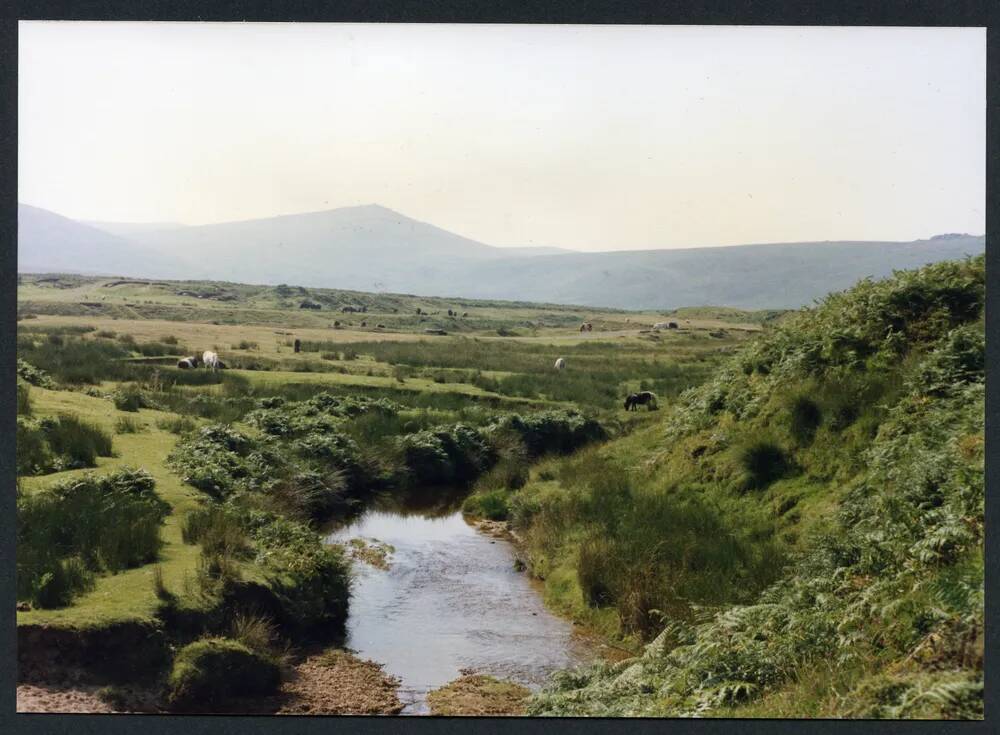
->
[[19, 22, 984, 251]]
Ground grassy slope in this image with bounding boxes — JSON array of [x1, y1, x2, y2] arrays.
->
[[519, 256, 984, 718]]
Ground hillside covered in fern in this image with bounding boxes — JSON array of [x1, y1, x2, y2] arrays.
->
[[509, 256, 984, 718]]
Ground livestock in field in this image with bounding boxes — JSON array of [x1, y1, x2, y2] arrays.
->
[[554, 357, 566, 371], [293, 339, 301, 353], [202, 350, 222, 372], [580, 322, 593, 332], [177, 356, 200, 369], [624, 391, 658, 411]]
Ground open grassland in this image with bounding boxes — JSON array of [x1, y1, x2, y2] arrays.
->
[[17, 273, 753, 712]]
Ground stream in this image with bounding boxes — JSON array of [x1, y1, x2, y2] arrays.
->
[[324, 488, 596, 715]]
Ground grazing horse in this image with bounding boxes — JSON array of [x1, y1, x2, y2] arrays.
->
[[202, 350, 221, 372], [554, 357, 566, 371], [624, 391, 658, 411]]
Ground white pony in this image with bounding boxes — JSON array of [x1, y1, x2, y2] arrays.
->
[[554, 357, 566, 371], [202, 350, 221, 372]]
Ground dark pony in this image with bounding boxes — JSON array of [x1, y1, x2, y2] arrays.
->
[[624, 391, 658, 411]]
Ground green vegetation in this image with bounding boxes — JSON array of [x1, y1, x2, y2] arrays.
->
[[16, 261, 980, 718], [522, 256, 984, 718], [167, 637, 281, 709], [16, 414, 114, 476], [17, 468, 170, 608]]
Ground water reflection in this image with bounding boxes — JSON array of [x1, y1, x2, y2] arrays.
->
[[325, 491, 594, 715]]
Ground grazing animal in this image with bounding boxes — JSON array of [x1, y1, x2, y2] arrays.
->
[[202, 350, 221, 372], [215, 360, 227, 369], [624, 391, 658, 411], [554, 357, 566, 371], [293, 338, 301, 353], [360, 321, 367, 328], [376, 323, 386, 329], [580, 322, 593, 332], [177, 356, 199, 369]]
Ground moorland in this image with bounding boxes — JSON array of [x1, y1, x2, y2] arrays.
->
[[14, 257, 984, 718]]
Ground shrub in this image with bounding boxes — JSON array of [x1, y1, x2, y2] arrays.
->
[[400, 423, 495, 486], [115, 416, 145, 434], [16, 359, 55, 388], [17, 468, 169, 607], [788, 394, 822, 444], [134, 341, 178, 357], [44, 414, 113, 467], [16, 383, 31, 416], [182, 506, 252, 558], [490, 410, 607, 457], [113, 386, 149, 412], [16, 419, 51, 475], [31, 556, 94, 609], [156, 415, 197, 435], [17, 415, 114, 475], [167, 638, 280, 709], [462, 489, 510, 521], [738, 440, 789, 491]]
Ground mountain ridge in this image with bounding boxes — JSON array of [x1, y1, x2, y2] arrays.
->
[[18, 202, 985, 310]]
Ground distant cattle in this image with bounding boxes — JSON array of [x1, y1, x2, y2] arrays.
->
[[554, 357, 566, 371], [341, 306, 359, 313], [376, 323, 386, 329], [624, 391, 658, 411], [360, 321, 367, 327], [293, 339, 301, 353], [580, 322, 593, 332], [462, 312, 468, 317], [299, 300, 322, 310], [177, 356, 200, 369]]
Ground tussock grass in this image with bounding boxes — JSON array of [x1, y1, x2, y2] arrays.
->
[[17, 468, 170, 608]]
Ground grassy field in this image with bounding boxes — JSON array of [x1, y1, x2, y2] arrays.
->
[[16, 262, 983, 717], [16, 272, 758, 711]]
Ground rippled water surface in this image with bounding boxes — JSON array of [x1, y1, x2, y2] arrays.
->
[[325, 494, 595, 714]]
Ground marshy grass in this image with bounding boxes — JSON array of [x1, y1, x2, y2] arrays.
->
[[115, 416, 146, 434], [17, 468, 169, 608]]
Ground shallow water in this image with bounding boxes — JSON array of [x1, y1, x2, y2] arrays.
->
[[324, 492, 595, 715]]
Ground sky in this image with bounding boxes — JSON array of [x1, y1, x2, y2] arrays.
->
[[18, 22, 985, 251]]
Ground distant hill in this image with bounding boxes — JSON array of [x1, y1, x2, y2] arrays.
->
[[19, 203, 985, 310], [18, 204, 182, 278]]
